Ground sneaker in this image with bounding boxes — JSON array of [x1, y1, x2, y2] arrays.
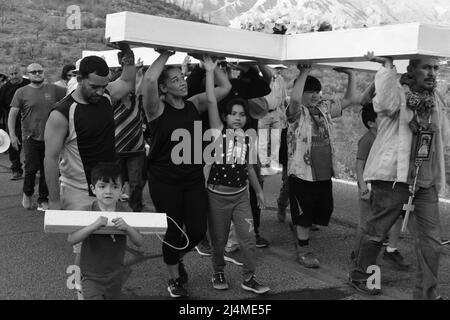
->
[[22, 193, 32, 210], [178, 260, 188, 285], [10, 171, 23, 181], [195, 240, 212, 256], [277, 208, 286, 223], [167, 279, 188, 298], [255, 235, 269, 248], [241, 275, 270, 294], [348, 276, 381, 295], [37, 202, 49, 211], [212, 272, 229, 290], [382, 249, 411, 271], [224, 251, 244, 266], [297, 251, 320, 268]]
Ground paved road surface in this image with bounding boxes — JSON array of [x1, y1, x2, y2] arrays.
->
[[1, 153, 450, 300]]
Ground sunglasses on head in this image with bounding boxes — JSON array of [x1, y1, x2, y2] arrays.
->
[[28, 70, 43, 75]]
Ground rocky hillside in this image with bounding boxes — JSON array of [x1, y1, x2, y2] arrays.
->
[[0, 0, 204, 81]]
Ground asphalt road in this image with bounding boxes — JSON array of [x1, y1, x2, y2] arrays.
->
[[1, 152, 450, 301]]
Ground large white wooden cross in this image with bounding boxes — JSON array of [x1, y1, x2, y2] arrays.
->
[[82, 47, 410, 73], [44, 210, 167, 235], [105, 12, 450, 65]]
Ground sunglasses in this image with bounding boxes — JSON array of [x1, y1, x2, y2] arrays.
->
[[28, 70, 44, 75]]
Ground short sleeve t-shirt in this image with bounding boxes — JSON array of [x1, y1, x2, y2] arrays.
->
[[356, 130, 376, 165], [79, 201, 131, 277], [11, 84, 66, 141]]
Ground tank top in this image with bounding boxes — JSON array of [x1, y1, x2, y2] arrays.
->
[[147, 100, 204, 184]]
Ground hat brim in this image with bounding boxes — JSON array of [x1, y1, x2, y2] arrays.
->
[[0, 129, 11, 153]]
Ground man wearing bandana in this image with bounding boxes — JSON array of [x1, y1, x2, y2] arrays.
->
[[349, 52, 450, 299]]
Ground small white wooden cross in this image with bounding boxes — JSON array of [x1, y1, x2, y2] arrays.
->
[[401, 195, 415, 233]]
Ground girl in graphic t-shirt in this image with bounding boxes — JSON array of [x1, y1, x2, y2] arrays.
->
[[202, 56, 270, 294]]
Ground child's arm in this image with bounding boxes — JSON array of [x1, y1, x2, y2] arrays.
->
[[67, 216, 108, 245], [333, 67, 359, 110], [356, 159, 370, 200], [203, 56, 222, 130], [247, 164, 265, 209], [112, 217, 144, 247], [189, 59, 232, 114], [286, 64, 310, 122]]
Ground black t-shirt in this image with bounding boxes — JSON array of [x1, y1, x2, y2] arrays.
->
[[0, 78, 30, 112], [147, 100, 204, 184]]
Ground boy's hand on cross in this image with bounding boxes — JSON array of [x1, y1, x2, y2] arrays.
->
[[112, 217, 130, 232], [95, 216, 108, 229]]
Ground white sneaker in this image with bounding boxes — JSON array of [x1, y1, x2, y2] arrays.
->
[[22, 193, 32, 210]]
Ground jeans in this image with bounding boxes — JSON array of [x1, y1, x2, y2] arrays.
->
[[23, 138, 48, 204], [208, 189, 256, 279], [117, 152, 145, 212], [350, 180, 442, 300]]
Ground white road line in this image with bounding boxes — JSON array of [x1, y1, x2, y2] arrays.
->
[[332, 178, 450, 205]]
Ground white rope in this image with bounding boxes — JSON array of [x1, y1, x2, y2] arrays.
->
[[156, 215, 190, 250]]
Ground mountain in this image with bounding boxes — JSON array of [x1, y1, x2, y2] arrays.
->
[[0, 0, 203, 81], [162, 0, 450, 28]]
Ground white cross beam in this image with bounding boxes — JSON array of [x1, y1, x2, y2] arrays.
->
[[105, 12, 450, 63]]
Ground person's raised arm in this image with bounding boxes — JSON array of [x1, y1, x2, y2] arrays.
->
[[142, 49, 175, 121], [44, 111, 68, 210], [360, 81, 375, 105], [333, 67, 359, 109], [107, 42, 136, 104], [203, 56, 222, 130], [287, 64, 311, 122], [364, 51, 400, 117], [257, 64, 274, 85], [189, 59, 231, 114]]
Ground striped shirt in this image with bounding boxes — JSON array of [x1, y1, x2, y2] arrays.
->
[[113, 92, 145, 155]]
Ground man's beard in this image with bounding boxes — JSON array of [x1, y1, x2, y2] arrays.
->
[[31, 79, 44, 84]]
